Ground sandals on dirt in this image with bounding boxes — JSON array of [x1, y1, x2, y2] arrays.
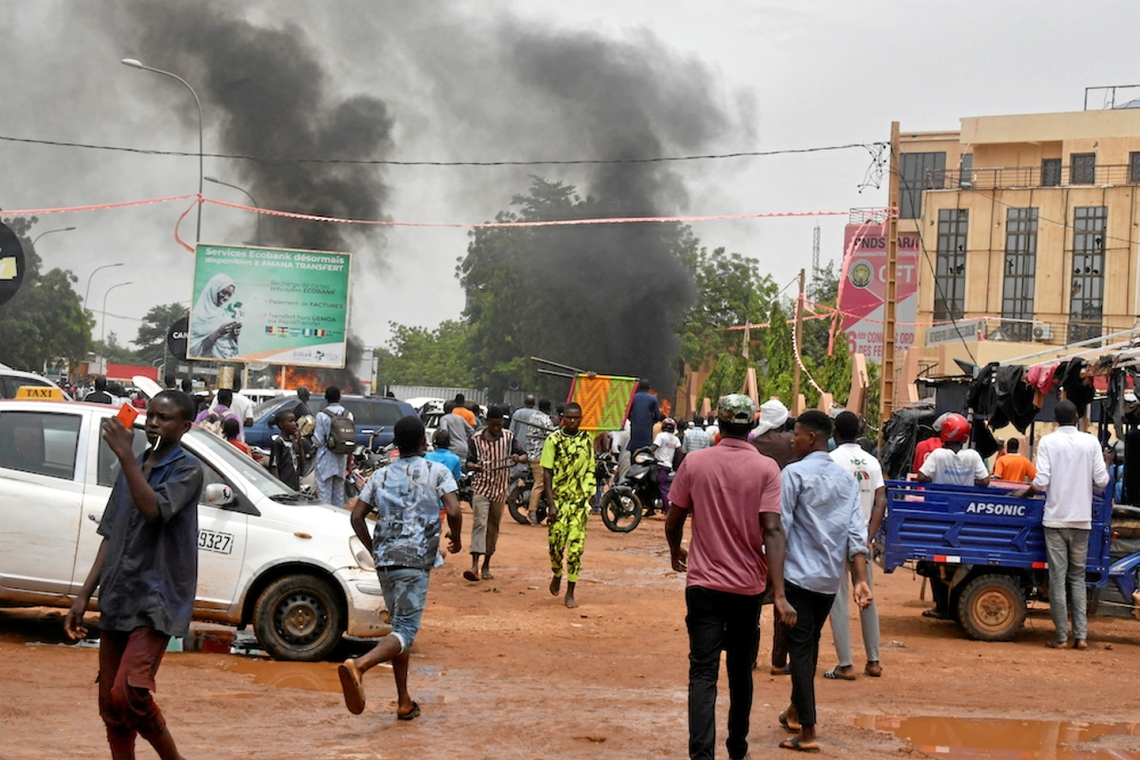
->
[[864, 662, 883, 677], [823, 666, 857, 681], [779, 712, 801, 733], [397, 701, 421, 721], [337, 659, 366, 715], [779, 736, 820, 753], [462, 570, 480, 582]]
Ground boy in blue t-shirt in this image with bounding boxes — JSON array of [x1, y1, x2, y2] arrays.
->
[[66, 390, 203, 760], [425, 429, 463, 480]]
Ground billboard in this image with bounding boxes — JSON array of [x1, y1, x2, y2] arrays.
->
[[836, 224, 920, 362], [189, 244, 351, 368]]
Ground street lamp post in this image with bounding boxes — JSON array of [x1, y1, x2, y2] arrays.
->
[[100, 281, 133, 347], [205, 175, 262, 246], [83, 262, 125, 306], [30, 226, 76, 248], [121, 58, 204, 244]]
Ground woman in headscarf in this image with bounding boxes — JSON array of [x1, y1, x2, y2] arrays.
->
[[189, 273, 242, 358]]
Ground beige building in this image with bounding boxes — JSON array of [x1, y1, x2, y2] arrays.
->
[[897, 105, 1140, 401]]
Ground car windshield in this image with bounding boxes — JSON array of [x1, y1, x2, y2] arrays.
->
[[184, 429, 296, 499]]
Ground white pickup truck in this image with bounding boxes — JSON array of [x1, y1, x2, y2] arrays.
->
[[0, 397, 388, 660]]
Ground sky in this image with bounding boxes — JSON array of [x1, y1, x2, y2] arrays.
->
[[3, 0, 1140, 355]]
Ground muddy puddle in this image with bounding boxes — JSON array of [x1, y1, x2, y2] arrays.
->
[[225, 659, 343, 693], [854, 715, 1140, 759], [219, 658, 445, 704]]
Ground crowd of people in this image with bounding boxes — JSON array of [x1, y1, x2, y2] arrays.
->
[[60, 372, 1114, 760]]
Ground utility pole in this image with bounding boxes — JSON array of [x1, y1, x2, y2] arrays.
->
[[811, 224, 820, 277], [878, 121, 901, 445], [791, 267, 806, 412]]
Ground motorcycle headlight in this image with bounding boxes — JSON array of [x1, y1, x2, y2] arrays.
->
[[349, 536, 375, 571]]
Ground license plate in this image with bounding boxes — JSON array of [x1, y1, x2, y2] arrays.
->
[[198, 529, 234, 555]]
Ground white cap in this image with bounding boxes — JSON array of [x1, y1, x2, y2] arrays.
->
[[755, 399, 790, 436]]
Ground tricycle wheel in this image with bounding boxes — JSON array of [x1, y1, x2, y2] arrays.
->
[[956, 574, 1026, 642]]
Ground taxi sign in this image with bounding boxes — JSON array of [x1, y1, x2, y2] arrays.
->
[[15, 385, 65, 401]]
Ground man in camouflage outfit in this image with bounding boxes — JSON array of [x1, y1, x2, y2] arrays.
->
[[541, 401, 596, 609]]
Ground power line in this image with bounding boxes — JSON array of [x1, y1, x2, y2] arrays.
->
[[0, 133, 885, 168]]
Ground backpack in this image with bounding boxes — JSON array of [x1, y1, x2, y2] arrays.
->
[[321, 408, 356, 455], [199, 412, 225, 438]]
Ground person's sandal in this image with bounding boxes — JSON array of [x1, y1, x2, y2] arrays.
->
[[864, 662, 883, 677], [823, 666, 856, 681]]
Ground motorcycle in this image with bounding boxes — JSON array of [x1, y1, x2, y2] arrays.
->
[[509, 452, 617, 525], [507, 463, 550, 525], [600, 446, 664, 533], [346, 428, 394, 499]]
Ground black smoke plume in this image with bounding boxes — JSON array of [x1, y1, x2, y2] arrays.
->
[[111, 1, 393, 391], [453, 24, 738, 396]]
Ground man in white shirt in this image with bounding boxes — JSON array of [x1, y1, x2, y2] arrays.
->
[[917, 413, 990, 487], [1016, 400, 1109, 650], [824, 412, 885, 681], [650, 418, 681, 517]]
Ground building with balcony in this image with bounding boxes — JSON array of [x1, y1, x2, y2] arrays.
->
[[897, 102, 1140, 399]]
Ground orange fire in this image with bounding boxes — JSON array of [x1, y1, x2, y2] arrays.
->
[[282, 366, 322, 391], [660, 398, 673, 418], [278, 365, 359, 393]]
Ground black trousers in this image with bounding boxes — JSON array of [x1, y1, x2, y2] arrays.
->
[[685, 586, 763, 760], [785, 581, 836, 728]]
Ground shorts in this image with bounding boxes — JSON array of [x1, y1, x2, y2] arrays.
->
[[376, 566, 430, 653]]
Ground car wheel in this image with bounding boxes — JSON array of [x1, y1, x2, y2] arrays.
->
[[253, 574, 345, 661]]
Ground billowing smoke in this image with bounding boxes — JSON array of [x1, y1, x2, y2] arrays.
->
[[89, 2, 745, 397], [499, 28, 729, 393], [108, 0, 392, 390]]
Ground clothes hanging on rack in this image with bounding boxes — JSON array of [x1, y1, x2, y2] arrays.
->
[[1059, 358, 1095, 417], [990, 365, 1039, 433], [967, 362, 1000, 419]]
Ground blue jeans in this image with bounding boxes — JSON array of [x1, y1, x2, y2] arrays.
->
[[376, 567, 430, 652], [685, 586, 762, 760], [1044, 527, 1090, 643]]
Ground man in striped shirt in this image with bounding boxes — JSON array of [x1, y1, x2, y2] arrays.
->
[[465, 406, 527, 582]]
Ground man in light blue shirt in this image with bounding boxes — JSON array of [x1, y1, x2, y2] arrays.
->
[[314, 386, 353, 507], [777, 410, 872, 753]]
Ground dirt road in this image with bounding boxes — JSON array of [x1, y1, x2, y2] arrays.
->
[[3, 510, 1139, 759]]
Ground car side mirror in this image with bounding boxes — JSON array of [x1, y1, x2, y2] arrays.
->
[[204, 483, 235, 506]]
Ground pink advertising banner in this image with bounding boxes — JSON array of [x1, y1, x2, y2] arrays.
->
[[837, 223, 921, 361]]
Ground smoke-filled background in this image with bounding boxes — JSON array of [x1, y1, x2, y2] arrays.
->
[[3, 0, 1134, 388]]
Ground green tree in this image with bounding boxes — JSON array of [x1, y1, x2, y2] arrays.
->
[[762, 302, 794, 403], [762, 261, 853, 410], [91, 331, 147, 365], [374, 319, 474, 387], [134, 302, 190, 370], [677, 245, 778, 401], [0, 216, 92, 370], [458, 176, 697, 399]]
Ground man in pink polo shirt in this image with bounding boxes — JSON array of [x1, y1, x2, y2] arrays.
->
[[665, 394, 791, 760]]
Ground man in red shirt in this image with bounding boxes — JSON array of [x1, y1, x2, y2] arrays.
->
[[912, 413, 948, 473], [665, 394, 790, 760]]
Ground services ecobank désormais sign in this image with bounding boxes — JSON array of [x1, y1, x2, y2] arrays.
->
[[188, 243, 351, 369]]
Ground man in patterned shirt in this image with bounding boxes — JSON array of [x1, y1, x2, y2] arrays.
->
[[542, 402, 596, 608], [524, 399, 556, 525], [466, 406, 527, 581], [341, 416, 462, 719]]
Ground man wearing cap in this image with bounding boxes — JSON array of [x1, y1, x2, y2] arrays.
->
[[465, 406, 527, 582], [665, 395, 790, 760]]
